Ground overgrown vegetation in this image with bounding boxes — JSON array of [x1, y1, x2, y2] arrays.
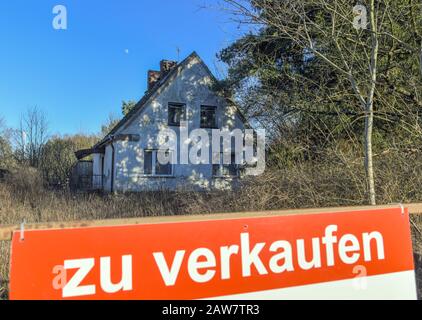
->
[[1, 0, 422, 299], [0, 148, 422, 299], [217, 0, 422, 205]]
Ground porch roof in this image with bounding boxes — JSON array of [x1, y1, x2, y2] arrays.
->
[[74, 148, 104, 160]]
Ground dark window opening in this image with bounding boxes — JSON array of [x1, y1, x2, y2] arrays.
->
[[168, 103, 186, 126], [144, 150, 153, 175], [144, 149, 173, 176], [200, 105, 217, 128], [223, 153, 238, 176], [213, 153, 239, 177], [156, 150, 172, 175]]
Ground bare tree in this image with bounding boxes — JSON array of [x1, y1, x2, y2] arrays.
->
[[14, 107, 49, 167], [0, 117, 13, 169], [100, 113, 121, 138], [221, 0, 422, 205], [0, 116, 5, 134]]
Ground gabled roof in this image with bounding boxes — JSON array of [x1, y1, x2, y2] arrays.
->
[[94, 52, 198, 149], [93, 51, 248, 150]]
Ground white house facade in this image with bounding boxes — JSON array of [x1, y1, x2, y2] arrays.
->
[[75, 52, 247, 192]]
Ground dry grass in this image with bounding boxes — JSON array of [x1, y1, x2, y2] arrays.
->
[[411, 215, 422, 299], [1, 151, 422, 299]]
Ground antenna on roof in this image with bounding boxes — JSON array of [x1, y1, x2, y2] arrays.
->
[[176, 46, 180, 62]]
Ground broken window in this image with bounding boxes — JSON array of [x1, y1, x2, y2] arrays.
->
[[156, 150, 172, 175], [213, 153, 239, 177], [144, 150, 173, 176], [168, 103, 186, 126], [200, 105, 217, 128]]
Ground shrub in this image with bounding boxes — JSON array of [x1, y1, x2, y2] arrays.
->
[[4, 167, 45, 205]]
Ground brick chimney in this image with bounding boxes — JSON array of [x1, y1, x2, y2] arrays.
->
[[147, 60, 177, 91], [160, 60, 177, 75], [147, 70, 161, 90]]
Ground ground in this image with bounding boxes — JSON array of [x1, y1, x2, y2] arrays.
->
[[1, 163, 422, 299]]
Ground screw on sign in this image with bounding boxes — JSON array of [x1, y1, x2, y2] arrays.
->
[[8, 207, 418, 299]]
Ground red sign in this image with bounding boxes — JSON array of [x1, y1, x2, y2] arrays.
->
[[9, 207, 417, 299]]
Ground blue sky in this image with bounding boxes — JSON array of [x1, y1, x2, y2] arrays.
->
[[0, 0, 247, 136]]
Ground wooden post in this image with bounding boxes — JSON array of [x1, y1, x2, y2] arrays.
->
[[1, 203, 422, 241]]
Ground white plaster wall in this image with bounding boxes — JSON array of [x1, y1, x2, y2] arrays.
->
[[92, 153, 103, 189], [108, 57, 245, 192], [103, 144, 114, 192], [92, 153, 102, 176]]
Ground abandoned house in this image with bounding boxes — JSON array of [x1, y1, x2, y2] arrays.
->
[[74, 52, 247, 192]]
